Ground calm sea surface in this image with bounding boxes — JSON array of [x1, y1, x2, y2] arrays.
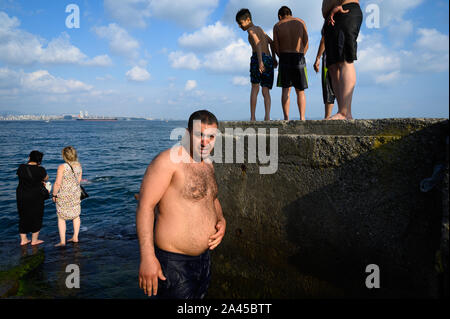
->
[[0, 120, 186, 298]]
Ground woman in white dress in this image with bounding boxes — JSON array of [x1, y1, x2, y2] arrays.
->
[[53, 146, 83, 247]]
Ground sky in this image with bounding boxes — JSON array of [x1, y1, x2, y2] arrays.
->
[[0, 0, 448, 120]]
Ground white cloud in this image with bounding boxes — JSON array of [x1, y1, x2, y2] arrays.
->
[[185, 80, 197, 91], [93, 23, 140, 60], [357, 29, 449, 84], [232, 76, 249, 86], [126, 66, 151, 82], [178, 21, 237, 52], [415, 28, 449, 52], [357, 40, 401, 74], [168, 51, 201, 70], [203, 38, 252, 73], [82, 55, 113, 67], [0, 11, 111, 67], [0, 67, 93, 94]]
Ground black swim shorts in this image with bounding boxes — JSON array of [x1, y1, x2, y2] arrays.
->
[[322, 53, 335, 105], [152, 246, 211, 299], [250, 52, 274, 89], [324, 2, 363, 67], [277, 52, 308, 90]]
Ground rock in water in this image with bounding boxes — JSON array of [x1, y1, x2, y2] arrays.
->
[[0, 249, 45, 298]]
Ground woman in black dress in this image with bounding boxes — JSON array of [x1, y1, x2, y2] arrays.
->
[[16, 150, 49, 246]]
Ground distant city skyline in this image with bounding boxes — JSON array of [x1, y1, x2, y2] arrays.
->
[[0, 1, 448, 120]]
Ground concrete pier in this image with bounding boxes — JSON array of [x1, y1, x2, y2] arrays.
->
[[209, 118, 449, 298]]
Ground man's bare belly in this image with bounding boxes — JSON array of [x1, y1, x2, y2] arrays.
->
[[154, 203, 218, 256]]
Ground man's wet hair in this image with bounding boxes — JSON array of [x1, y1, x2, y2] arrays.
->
[[236, 8, 252, 23], [278, 6, 292, 18], [188, 110, 219, 132]]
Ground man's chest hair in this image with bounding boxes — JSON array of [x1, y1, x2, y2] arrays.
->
[[181, 163, 218, 201]]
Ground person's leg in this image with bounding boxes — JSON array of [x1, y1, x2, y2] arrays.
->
[[55, 217, 66, 246], [69, 217, 80, 242], [31, 231, 44, 245], [20, 233, 30, 246], [261, 87, 271, 121], [328, 63, 347, 120], [250, 84, 259, 121], [295, 89, 306, 121], [340, 61, 356, 119], [325, 103, 334, 119], [281, 87, 291, 120]]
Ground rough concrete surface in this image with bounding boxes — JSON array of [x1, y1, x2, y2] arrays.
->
[[208, 119, 449, 299]]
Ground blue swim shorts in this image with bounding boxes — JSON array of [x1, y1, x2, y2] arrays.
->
[[250, 52, 274, 89]]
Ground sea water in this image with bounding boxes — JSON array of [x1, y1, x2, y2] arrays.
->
[[0, 120, 185, 298]]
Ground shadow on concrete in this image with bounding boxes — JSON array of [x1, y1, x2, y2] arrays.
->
[[283, 122, 447, 298]]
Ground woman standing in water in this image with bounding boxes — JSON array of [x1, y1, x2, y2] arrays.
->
[[53, 146, 83, 247], [16, 150, 49, 246]]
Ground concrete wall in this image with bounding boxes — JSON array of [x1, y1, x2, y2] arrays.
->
[[209, 119, 449, 298]]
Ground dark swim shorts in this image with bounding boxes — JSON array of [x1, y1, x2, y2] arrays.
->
[[152, 246, 211, 299], [277, 52, 308, 90], [324, 2, 363, 67], [250, 52, 274, 89], [322, 53, 335, 105]]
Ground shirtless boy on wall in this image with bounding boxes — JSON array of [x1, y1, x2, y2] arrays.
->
[[136, 110, 226, 299], [273, 6, 309, 121], [236, 8, 277, 121]]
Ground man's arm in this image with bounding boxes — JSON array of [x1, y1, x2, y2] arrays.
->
[[272, 24, 280, 57], [314, 35, 325, 73], [136, 150, 175, 296], [267, 34, 278, 68], [208, 197, 226, 250], [302, 21, 309, 54], [52, 164, 64, 202]]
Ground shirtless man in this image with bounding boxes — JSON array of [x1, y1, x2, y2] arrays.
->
[[236, 8, 277, 121], [273, 6, 309, 121], [322, 0, 362, 120], [136, 110, 226, 299]]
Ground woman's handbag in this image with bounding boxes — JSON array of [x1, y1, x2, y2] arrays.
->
[[25, 165, 50, 200], [68, 164, 89, 201], [80, 185, 89, 200]]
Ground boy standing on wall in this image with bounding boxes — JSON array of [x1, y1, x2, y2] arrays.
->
[[236, 8, 277, 121]]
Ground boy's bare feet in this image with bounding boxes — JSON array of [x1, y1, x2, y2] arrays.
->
[[55, 242, 66, 247], [31, 240, 44, 246], [68, 238, 79, 243], [327, 113, 347, 120], [20, 239, 31, 246]]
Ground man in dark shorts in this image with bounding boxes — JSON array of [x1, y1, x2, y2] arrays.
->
[[314, 24, 336, 119], [136, 110, 226, 299], [322, 0, 363, 120], [273, 6, 309, 121]]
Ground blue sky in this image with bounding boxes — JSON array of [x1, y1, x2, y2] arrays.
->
[[0, 0, 448, 120]]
